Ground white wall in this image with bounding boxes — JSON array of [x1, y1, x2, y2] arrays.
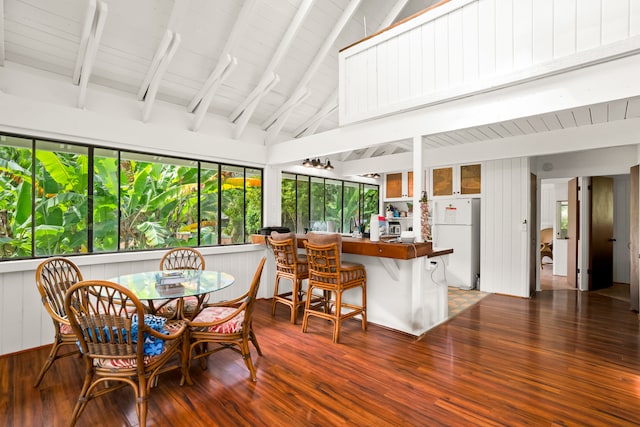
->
[[480, 157, 530, 297], [614, 174, 631, 284]]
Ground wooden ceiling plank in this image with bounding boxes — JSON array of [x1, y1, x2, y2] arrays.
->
[[188, 0, 256, 113], [607, 99, 628, 121], [72, 0, 97, 85], [142, 32, 181, 122], [77, 1, 107, 109], [262, 0, 364, 131], [0, 0, 5, 66], [626, 98, 640, 118], [192, 56, 237, 132], [589, 103, 608, 124], [230, 0, 316, 127], [555, 110, 577, 128], [572, 107, 592, 126], [540, 113, 562, 131]]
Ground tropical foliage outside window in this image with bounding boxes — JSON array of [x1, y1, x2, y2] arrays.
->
[[0, 135, 263, 260], [281, 173, 379, 234]]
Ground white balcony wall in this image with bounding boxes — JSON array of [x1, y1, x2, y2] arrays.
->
[[339, 0, 640, 125]]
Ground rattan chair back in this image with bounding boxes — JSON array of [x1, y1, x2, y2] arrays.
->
[[33, 257, 84, 387], [160, 247, 205, 270]]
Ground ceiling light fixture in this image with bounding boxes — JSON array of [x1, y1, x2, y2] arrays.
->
[[361, 173, 380, 178], [302, 158, 333, 170]]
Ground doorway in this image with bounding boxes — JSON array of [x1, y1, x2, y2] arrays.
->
[[539, 175, 631, 302]]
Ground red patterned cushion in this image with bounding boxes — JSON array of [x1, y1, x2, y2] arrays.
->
[[191, 306, 244, 334], [60, 323, 75, 335]]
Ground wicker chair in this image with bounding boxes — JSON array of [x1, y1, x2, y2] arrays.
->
[[64, 280, 187, 427], [156, 247, 206, 319], [540, 228, 554, 268], [268, 232, 310, 323], [184, 257, 265, 384], [33, 257, 84, 387], [302, 233, 367, 343]]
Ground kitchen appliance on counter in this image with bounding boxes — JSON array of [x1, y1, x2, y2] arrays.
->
[[432, 198, 480, 289], [388, 221, 401, 236]]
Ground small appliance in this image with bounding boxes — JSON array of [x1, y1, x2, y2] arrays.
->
[[388, 221, 401, 236]]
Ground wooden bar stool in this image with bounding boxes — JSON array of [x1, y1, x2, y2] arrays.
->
[[302, 232, 367, 343], [268, 232, 310, 323]]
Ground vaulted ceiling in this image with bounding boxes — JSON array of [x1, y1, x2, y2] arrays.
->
[[0, 0, 436, 146]]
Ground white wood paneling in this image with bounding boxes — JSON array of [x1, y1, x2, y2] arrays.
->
[[0, 249, 266, 356], [481, 157, 530, 296], [339, 0, 640, 126]]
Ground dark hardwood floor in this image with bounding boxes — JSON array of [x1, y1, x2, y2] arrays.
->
[[3, 291, 640, 426]]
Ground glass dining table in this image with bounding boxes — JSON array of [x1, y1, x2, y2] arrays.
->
[[108, 269, 235, 318]]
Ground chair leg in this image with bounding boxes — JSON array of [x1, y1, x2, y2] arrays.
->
[[289, 279, 299, 324], [249, 325, 262, 356], [301, 283, 313, 334], [34, 340, 61, 387], [361, 280, 367, 331], [241, 339, 258, 382], [333, 290, 342, 344], [271, 274, 280, 317]]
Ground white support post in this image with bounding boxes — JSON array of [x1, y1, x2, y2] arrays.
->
[[137, 30, 173, 101]]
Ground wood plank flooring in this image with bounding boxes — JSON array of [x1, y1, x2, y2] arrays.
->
[[3, 290, 640, 426]]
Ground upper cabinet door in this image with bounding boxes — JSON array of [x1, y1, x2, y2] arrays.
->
[[430, 163, 482, 198], [384, 171, 414, 200]]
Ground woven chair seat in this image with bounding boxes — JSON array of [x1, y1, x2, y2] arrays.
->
[[94, 335, 182, 369]]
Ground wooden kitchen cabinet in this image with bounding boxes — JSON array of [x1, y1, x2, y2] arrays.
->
[[430, 163, 481, 198], [384, 171, 414, 200]]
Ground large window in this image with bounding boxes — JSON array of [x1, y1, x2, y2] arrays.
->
[[0, 134, 263, 260], [281, 173, 379, 234]]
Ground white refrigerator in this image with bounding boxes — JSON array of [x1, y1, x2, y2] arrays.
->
[[432, 198, 480, 290]]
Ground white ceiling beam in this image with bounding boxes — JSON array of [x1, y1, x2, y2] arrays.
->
[[188, 0, 255, 114], [262, 0, 363, 132], [265, 89, 311, 144], [191, 56, 237, 132], [233, 73, 280, 140], [229, 0, 315, 127], [0, 0, 6, 66], [142, 32, 181, 122], [294, 93, 338, 137], [292, 0, 409, 138], [137, 30, 173, 101], [72, 0, 97, 85], [77, 1, 107, 109]]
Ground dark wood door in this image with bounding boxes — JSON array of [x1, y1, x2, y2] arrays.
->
[[630, 166, 639, 311], [589, 176, 614, 291], [530, 173, 537, 296], [567, 178, 578, 288]]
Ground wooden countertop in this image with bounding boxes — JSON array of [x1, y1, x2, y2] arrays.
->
[[252, 234, 452, 260]]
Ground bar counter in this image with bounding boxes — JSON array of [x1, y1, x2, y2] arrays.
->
[[255, 233, 452, 336]]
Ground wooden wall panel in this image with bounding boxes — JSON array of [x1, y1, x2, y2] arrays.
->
[[421, 22, 436, 95], [577, 0, 602, 52], [632, 0, 640, 35], [462, 2, 479, 82], [495, 0, 514, 72], [447, 8, 464, 88], [532, 0, 554, 63], [477, 0, 496, 77], [513, 0, 533, 69], [434, 15, 450, 90], [602, 0, 630, 44]]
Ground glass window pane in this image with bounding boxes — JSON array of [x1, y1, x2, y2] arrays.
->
[[0, 136, 33, 259], [221, 165, 245, 244], [363, 184, 379, 226], [297, 176, 309, 233], [119, 152, 198, 250], [309, 177, 325, 231], [342, 181, 360, 233], [200, 162, 220, 246], [245, 168, 262, 241], [281, 172, 296, 232], [93, 149, 119, 252], [325, 179, 342, 233], [34, 141, 89, 256]]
